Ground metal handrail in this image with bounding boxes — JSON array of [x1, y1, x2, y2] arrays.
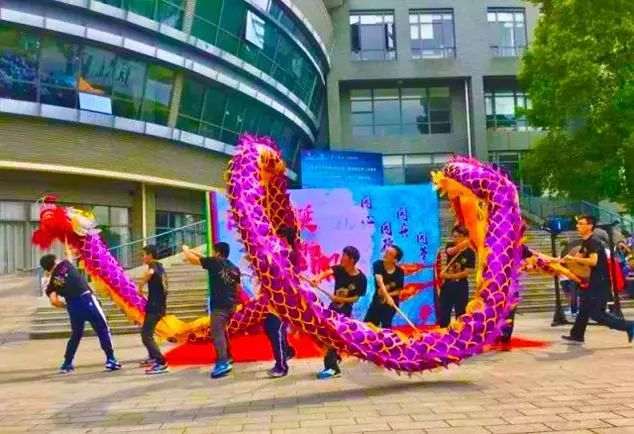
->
[[549, 201, 634, 234], [26, 220, 208, 275], [108, 221, 206, 252]]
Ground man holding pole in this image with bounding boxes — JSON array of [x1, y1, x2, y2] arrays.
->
[[437, 225, 475, 328], [309, 246, 367, 379], [364, 245, 405, 328]]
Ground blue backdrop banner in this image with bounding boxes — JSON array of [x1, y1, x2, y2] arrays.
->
[[212, 184, 440, 325]]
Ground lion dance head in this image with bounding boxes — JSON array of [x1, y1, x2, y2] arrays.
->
[[32, 195, 100, 249]]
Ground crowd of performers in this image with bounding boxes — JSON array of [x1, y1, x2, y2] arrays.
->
[[38, 214, 634, 378]]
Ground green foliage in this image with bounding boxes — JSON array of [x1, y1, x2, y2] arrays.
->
[[519, 0, 634, 212]]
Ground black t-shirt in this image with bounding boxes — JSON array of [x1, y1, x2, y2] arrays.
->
[[45, 259, 91, 299], [329, 265, 367, 317], [201, 256, 240, 310], [444, 242, 476, 287], [580, 236, 611, 298], [146, 261, 167, 315], [372, 260, 405, 306]]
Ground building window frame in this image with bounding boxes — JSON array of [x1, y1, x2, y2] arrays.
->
[[485, 88, 532, 131], [351, 86, 452, 137], [487, 8, 527, 57], [409, 9, 456, 59], [349, 11, 397, 61]]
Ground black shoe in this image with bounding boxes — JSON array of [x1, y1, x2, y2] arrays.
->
[[561, 335, 584, 344], [287, 347, 296, 360], [627, 324, 634, 343]]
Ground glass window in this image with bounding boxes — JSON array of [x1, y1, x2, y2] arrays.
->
[[194, 0, 221, 25], [429, 87, 451, 132], [350, 11, 396, 61], [373, 88, 400, 126], [350, 86, 451, 138], [177, 74, 309, 167], [127, 0, 157, 20], [488, 8, 527, 57], [0, 201, 26, 221], [179, 78, 205, 119], [112, 56, 147, 119], [100, 0, 125, 6], [220, 0, 246, 37], [245, 10, 266, 49], [410, 10, 455, 59], [490, 152, 523, 184], [110, 207, 129, 226], [485, 88, 531, 130], [91, 206, 110, 225], [80, 46, 115, 96], [189, 1, 323, 117], [191, 0, 221, 43], [177, 115, 200, 134], [157, 0, 185, 29], [242, 103, 261, 133], [222, 94, 246, 133], [201, 85, 227, 126], [256, 110, 273, 135], [39, 37, 79, 108], [401, 88, 427, 135], [192, 16, 218, 44], [0, 25, 39, 102], [140, 65, 174, 125]]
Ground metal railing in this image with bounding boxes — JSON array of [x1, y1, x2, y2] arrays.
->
[[550, 201, 634, 234], [110, 220, 207, 269], [517, 186, 633, 234], [24, 220, 208, 290]]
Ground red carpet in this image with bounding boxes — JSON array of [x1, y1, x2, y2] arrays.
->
[[489, 336, 551, 351], [165, 330, 549, 366], [166, 325, 433, 366]]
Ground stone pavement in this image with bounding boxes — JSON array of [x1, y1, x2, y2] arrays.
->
[[2, 310, 634, 434]]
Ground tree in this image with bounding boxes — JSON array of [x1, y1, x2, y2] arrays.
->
[[519, 0, 634, 213]]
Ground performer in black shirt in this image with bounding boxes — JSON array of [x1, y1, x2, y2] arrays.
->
[[562, 215, 634, 343], [310, 246, 367, 379], [364, 245, 405, 328], [138, 245, 169, 374], [183, 242, 240, 378], [438, 225, 475, 328], [40, 250, 121, 374]]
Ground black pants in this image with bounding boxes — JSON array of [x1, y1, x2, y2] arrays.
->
[[570, 296, 632, 339], [65, 293, 115, 364], [264, 313, 289, 372], [323, 307, 349, 373], [438, 282, 468, 328], [500, 308, 517, 343], [141, 312, 165, 365], [364, 300, 396, 328]]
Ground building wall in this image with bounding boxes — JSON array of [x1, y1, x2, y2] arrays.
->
[[326, 0, 541, 161], [0, 116, 228, 188]]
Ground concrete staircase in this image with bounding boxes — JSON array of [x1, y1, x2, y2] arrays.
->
[[29, 262, 209, 339]]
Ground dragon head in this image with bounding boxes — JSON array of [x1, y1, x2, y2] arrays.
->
[[31, 195, 100, 249]]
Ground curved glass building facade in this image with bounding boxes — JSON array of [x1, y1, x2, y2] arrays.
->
[[0, 0, 331, 274], [0, 0, 330, 170]]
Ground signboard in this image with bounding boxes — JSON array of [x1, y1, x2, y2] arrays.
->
[[300, 149, 384, 188]]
